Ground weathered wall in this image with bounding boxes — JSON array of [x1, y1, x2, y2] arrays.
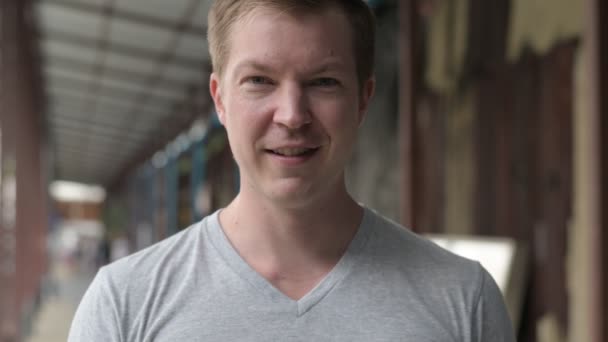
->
[[422, 0, 587, 340]]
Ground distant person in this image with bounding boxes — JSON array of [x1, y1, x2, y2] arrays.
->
[[69, 1, 515, 341], [95, 235, 111, 268]]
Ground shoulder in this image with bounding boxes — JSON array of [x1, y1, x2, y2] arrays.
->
[[94, 212, 223, 310], [360, 207, 490, 310], [69, 215, 218, 341], [363, 207, 481, 279], [358, 208, 514, 340], [103, 219, 205, 283]]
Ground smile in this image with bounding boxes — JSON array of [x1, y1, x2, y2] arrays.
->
[[266, 147, 320, 157]]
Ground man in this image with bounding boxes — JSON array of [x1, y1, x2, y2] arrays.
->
[[69, 1, 515, 341]]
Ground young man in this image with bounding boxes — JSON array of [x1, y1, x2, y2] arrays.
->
[[69, 1, 515, 341]]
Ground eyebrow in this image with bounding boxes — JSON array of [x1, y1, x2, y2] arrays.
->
[[308, 61, 347, 75], [233, 58, 347, 77], [233, 60, 275, 76]]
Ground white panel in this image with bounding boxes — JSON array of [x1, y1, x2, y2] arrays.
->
[[45, 66, 94, 84], [94, 103, 137, 117], [145, 83, 185, 100], [48, 95, 86, 111], [37, 2, 102, 39], [175, 32, 209, 60], [132, 99, 175, 117], [130, 118, 157, 133], [47, 89, 89, 107], [96, 85, 139, 103], [96, 97, 139, 112], [97, 74, 146, 93], [46, 75, 84, 93], [51, 106, 92, 123], [104, 51, 160, 75], [48, 89, 92, 107], [115, 0, 192, 22], [42, 40, 98, 63], [51, 102, 89, 117], [109, 18, 173, 53], [94, 78, 177, 111]]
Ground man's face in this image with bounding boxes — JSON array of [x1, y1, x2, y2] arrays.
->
[[210, 6, 374, 207]]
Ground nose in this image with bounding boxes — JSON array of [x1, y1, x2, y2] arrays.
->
[[273, 83, 311, 129]]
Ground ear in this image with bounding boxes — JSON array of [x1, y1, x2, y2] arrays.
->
[[357, 76, 375, 126], [209, 72, 226, 125]]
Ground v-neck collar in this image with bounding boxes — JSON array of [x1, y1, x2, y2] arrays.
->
[[206, 207, 373, 316]]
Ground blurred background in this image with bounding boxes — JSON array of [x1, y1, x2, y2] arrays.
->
[[0, 0, 606, 341]]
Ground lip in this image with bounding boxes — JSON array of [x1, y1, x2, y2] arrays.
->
[[264, 145, 321, 166]]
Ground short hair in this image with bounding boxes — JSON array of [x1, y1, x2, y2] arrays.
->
[[207, 0, 376, 86]]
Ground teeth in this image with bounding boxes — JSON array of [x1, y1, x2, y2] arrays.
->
[[272, 147, 311, 156]]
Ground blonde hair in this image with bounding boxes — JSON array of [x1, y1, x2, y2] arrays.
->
[[207, 0, 376, 85]]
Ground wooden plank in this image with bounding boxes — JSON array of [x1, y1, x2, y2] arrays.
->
[[537, 42, 576, 331], [599, 1, 608, 340], [398, 0, 418, 229], [585, 0, 607, 340], [0, 1, 23, 339]]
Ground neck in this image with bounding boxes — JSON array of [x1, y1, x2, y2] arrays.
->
[[218, 180, 363, 294]]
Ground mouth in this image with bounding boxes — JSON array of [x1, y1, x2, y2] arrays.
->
[[265, 147, 320, 157]]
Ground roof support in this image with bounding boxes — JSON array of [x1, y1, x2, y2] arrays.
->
[[585, 0, 608, 340], [398, 0, 419, 229]]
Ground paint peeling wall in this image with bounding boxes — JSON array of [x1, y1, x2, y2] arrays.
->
[[422, 0, 588, 340], [508, 0, 583, 61]]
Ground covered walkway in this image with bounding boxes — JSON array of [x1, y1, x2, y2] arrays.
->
[[1, 0, 607, 341]]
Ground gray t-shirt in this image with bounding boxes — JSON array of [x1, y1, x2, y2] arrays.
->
[[69, 207, 515, 341]]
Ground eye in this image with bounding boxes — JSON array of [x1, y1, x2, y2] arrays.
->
[[247, 76, 273, 85], [309, 77, 340, 87]]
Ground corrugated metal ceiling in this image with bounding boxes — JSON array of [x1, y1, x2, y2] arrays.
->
[[36, 0, 214, 186]]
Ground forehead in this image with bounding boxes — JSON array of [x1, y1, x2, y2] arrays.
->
[[224, 6, 355, 74]]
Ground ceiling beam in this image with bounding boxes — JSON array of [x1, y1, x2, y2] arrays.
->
[[45, 53, 193, 90], [57, 149, 123, 165], [54, 136, 141, 155], [44, 0, 207, 36], [40, 29, 203, 70], [51, 110, 153, 134], [47, 91, 169, 118], [52, 123, 145, 144], [47, 88, 172, 115], [50, 114, 150, 140], [57, 159, 110, 173], [48, 72, 183, 106], [56, 140, 133, 158], [51, 107, 139, 129]]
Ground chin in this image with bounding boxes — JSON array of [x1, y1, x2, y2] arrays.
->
[[263, 181, 320, 207]]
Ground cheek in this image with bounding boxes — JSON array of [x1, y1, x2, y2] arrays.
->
[[224, 98, 270, 150], [314, 100, 360, 135]]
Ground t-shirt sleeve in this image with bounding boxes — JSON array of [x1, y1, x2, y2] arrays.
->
[[471, 264, 516, 342], [68, 267, 122, 342]]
